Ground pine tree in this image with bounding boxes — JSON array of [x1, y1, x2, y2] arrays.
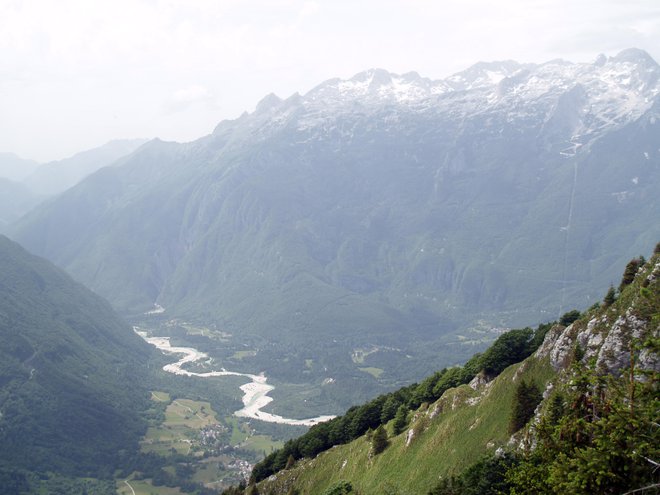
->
[[603, 285, 616, 307], [546, 392, 565, 426], [509, 380, 542, 434]]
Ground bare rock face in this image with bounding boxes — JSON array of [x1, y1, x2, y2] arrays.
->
[[428, 404, 441, 419], [535, 256, 659, 376], [577, 317, 606, 362], [534, 323, 575, 371], [595, 309, 647, 375], [535, 325, 561, 361], [405, 428, 415, 447], [468, 372, 489, 390]]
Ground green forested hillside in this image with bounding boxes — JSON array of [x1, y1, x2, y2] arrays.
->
[[0, 235, 153, 492], [245, 246, 659, 495]]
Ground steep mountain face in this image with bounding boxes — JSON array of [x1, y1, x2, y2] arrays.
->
[[23, 138, 149, 196], [254, 249, 659, 495], [11, 49, 660, 367], [0, 235, 151, 482]]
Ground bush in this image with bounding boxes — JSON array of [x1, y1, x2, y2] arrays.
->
[[619, 257, 642, 291], [559, 310, 580, 327], [371, 425, 389, 455], [322, 480, 353, 495]]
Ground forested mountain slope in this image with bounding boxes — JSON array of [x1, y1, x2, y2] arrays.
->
[[0, 235, 152, 492]]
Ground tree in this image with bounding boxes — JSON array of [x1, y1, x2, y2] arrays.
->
[[559, 309, 580, 327], [603, 285, 616, 307], [392, 405, 409, 435], [545, 392, 565, 426], [380, 395, 401, 423], [371, 425, 389, 455], [507, 338, 660, 494], [480, 328, 534, 377], [429, 455, 517, 495], [322, 480, 353, 495], [509, 380, 542, 434], [619, 257, 642, 291]]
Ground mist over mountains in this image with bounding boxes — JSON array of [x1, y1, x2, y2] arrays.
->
[[1, 48, 659, 493], [12, 49, 659, 331], [0, 140, 147, 231]]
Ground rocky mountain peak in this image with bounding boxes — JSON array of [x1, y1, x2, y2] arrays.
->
[[256, 92, 284, 113], [446, 59, 528, 90], [611, 47, 659, 68]]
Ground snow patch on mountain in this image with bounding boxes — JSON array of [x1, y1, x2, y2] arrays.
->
[[225, 49, 659, 156]]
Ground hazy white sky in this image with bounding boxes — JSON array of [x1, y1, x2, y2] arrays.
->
[[2, 0, 659, 162]]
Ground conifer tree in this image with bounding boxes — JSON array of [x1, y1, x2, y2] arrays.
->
[[603, 285, 616, 307], [509, 380, 542, 434]]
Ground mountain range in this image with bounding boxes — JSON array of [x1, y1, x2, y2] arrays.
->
[[0, 139, 148, 231], [9, 49, 660, 389], [1, 48, 659, 494]]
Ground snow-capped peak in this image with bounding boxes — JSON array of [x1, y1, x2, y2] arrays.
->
[[305, 68, 450, 105], [445, 60, 530, 91], [238, 48, 659, 151]]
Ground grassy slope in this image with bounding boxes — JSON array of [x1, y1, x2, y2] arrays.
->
[[261, 356, 554, 494], [259, 250, 660, 494]]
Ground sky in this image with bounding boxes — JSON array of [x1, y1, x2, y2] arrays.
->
[[1, 0, 660, 162]]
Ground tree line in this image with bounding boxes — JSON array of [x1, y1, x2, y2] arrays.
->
[[250, 320, 557, 483]]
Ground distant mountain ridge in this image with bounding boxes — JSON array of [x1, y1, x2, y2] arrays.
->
[[23, 138, 149, 196], [0, 139, 147, 234], [10, 49, 660, 385]]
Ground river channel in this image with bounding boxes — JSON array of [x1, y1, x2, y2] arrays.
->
[[135, 328, 335, 427]]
